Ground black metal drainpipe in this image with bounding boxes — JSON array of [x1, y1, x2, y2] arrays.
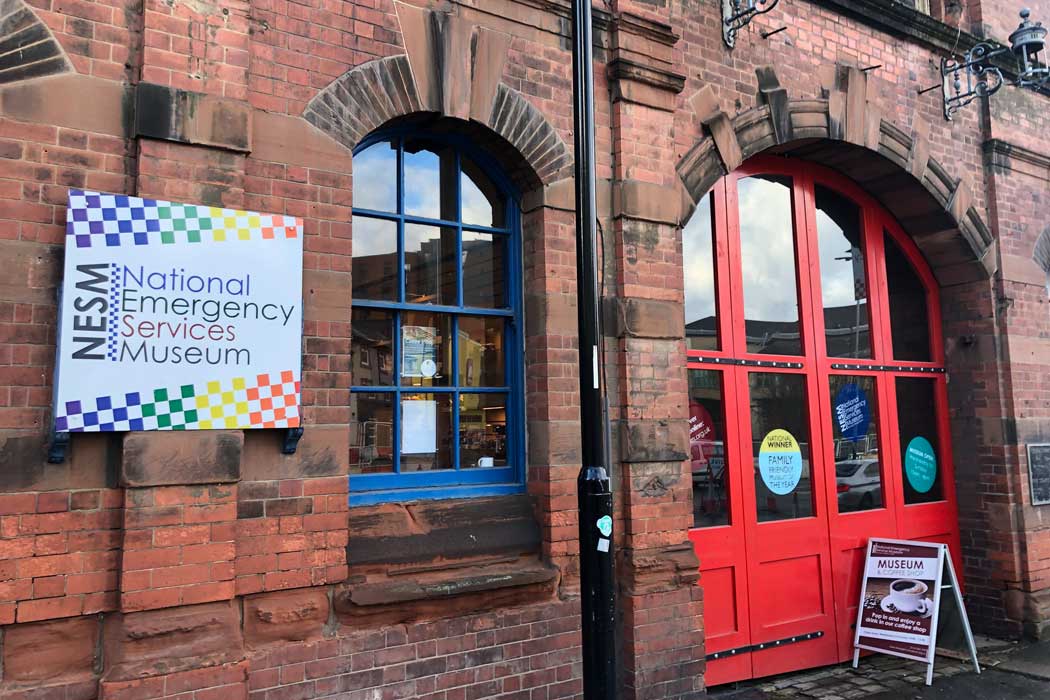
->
[[570, 0, 617, 698]]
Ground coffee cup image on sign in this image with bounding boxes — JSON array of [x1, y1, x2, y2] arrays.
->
[[888, 578, 929, 612]]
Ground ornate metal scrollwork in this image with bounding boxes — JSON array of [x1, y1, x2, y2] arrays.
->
[[722, 0, 781, 49], [941, 43, 1007, 121]]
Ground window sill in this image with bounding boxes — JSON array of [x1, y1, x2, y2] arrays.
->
[[340, 558, 558, 608], [348, 481, 524, 507]]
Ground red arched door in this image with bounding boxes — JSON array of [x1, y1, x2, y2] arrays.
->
[[684, 157, 962, 686]]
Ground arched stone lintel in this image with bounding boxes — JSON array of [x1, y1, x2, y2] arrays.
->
[[302, 7, 571, 193], [676, 94, 997, 285]]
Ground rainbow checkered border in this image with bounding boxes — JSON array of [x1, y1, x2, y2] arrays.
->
[[54, 371, 301, 432], [66, 190, 301, 248]]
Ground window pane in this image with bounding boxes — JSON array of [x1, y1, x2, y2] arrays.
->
[[816, 186, 871, 359], [400, 312, 451, 387], [351, 309, 394, 386], [689, 369, 730, 528], [462, 232, 506, 308], [350, 393, 394, 474], [885, 233, 932, 361], [405, 224, 457, 305], [352, 217, 397, 301], [460, 393, 508, 468], [353, 141, 397, 213], [684, 193, 719, 352], [829, 375, 883, 513], [400, 394, 453, 472], [896, 377, 943, 504], [738, 176, 802, 355], [404, 139, 455, 221], [461, 156, 506, 228], [458, 316, 504, 387], [750, 373, 813, 522]]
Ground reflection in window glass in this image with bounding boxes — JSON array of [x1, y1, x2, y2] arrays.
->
[[816, 187, 871, 358], [400, 312, 451, 388], [351, 309, 394, 386], [350, 393, 394, 474], [352, 217, 398, 301], [405, 224, 457, 305], [683, 193, 719, 352], [400, 394, 453, 472], [458, 316, 504, 387], [750, 373, 813, 522], [689, 369, 730, 528], [404, 140, 455, 221], [738, 176, 802, 355], [828, 375, 882, 513], [896, 377, 943, 504], [352, 142, 397, 213], [462, 232, 505, 308], [885, 233, 932, 361], [461, 156, 506, 228], [460, 393, 508, 468]]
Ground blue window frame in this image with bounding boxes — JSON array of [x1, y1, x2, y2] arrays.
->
[[349, 130, 525, 505]]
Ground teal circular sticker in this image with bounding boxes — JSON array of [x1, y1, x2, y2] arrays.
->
[[758, 429, 803, 495], [905, 436, 937, 493]]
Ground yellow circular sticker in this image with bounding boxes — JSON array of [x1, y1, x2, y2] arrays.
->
[[759, 428, 802, 495]]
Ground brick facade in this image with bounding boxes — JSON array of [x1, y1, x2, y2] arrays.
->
[[0, 0, 1047, 697]]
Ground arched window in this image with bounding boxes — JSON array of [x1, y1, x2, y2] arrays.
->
[[348, 132, 523, 504]]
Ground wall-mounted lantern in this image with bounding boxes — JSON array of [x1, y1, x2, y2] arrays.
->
[[722, 0, 781, 48], [940, 8, 1048, 120]]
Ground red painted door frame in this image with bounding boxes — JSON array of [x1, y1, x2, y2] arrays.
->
[[687, 157, 961, 685]]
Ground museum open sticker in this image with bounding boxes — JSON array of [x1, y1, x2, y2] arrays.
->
[[52, 190, 304, 432]]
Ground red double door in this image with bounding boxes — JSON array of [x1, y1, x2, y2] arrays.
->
[[684, 160, 962, 686]]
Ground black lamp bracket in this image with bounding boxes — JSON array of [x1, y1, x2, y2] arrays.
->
[[723, 0, 781, 48], [941, 42, 1007, 121]]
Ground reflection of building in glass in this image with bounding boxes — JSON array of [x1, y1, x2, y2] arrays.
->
[[686, 302, 871, 358]]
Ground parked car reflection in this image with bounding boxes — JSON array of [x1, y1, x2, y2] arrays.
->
[[835, 459, 882, 512]]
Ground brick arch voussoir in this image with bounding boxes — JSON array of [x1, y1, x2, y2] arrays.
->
[[0, 0, 72, 85], [676, 97, 996, 284], [303, 56, 571, 190], [1034, 227, 1050, 278]]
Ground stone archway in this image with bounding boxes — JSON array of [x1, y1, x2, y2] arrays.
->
[[301, 5, 571, 192], [677, 64, 996, 286]]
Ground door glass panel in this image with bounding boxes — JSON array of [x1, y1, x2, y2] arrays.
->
[[689, 368, 730, 528], [885, 233, 932, 361], [738, 176, 802, 356], [896, 377, 943, 503], [684, 193, 719, 352], [750, 372, 813, 522], [828, 375, 883, 513], [816, 186, 871, 358]]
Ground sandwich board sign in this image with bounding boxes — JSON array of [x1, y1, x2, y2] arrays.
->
[[853, 538, 980, 685], [53, 190, 303, 434]]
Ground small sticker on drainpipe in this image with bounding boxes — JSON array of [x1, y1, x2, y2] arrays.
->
[[597, 538, 610, 552], [592, 345, 599, 389]]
